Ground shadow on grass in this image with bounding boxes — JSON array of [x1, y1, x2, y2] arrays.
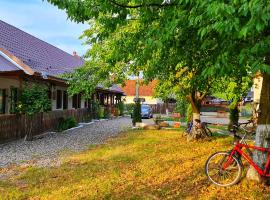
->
[[0, 129, 269, 200]]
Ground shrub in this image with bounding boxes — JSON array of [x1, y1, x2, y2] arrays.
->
[[57, 117, 77, 132], [98, 106, 105, 119], [154, 114, 162, 125], [116, 102, 124, 116], [104, 107, 111, 119], [240, 103, 253, 117], [174, 99, 188, 117], [125, 103, 135, 115], [92, 101, 100, 119], [132, 100, 142, 126], [186, 104, 193, 123]]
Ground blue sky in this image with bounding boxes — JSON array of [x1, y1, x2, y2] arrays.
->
[[0, 0, 89, 56]]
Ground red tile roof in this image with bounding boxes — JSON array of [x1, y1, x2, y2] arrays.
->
[[121, 80, 157, 96], [0, 20, 124, 94], [0, 54, 18, 71]]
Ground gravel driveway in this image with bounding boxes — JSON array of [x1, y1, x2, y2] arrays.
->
[[0, 117, 132, 169]]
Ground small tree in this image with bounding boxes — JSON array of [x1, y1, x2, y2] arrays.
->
[[132, 100, 142, 126], [16, 84, 51, 141]]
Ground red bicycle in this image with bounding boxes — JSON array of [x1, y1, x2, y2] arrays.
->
[[205, 123, 270, 187]]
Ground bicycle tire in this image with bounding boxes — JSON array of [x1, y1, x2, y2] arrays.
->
[[205, 151, 242, 187]]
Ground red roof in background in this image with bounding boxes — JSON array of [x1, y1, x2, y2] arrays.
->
[[121, 80, 157, 96]]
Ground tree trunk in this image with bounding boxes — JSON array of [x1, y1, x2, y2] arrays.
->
[[187, 94, 209, 141], [247, 73, 270, 182], [228, 104, 239, 131]]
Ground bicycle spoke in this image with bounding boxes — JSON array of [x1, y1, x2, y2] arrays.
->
[[206, 152, 242, 186]]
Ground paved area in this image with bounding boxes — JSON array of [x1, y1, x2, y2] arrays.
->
[[0, 117, 132, 169], [201, 115, 248, 125]]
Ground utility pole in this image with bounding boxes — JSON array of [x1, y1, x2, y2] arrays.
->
[[135, 73, 139, 100]]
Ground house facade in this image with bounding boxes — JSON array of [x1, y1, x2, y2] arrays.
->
[[121, 80, 163, 104], [0, 20, 123, 115]]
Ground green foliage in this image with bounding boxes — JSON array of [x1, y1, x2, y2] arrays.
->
[[174, 99, 188, 117], [240, 103, 253, 117], [186, 104, 193, 123], [92, 101, 101, 119], [116, 102, 124, 116], [132, 100, 142, 126], [48, 0, 270, 118], [228, 106, 240, 130], [212, 77, 252, 109], [16, 84, 51, 116], [57, 117, 77, 132], [98, 106, 105, 119], [153, 114, 162, 125], [125, 103, 135, 115]]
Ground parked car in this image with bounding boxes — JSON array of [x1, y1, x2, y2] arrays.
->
[[141, 104, 153, 119]]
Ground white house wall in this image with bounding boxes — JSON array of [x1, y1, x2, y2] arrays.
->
[[124, 95, 163, 104], [51, 85, 86, 111], [0, 77, 87, 114], [253, 75, 263, 104]]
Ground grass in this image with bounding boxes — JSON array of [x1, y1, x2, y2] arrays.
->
[[1, 130, 270, 199]]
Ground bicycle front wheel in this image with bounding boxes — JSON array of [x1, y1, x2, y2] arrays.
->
[[205, 151, 242, 187]]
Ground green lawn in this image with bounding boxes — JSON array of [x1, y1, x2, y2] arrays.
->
[[1, 130, 270, 200]]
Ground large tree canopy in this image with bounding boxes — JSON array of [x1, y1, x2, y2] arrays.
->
[[48, 0, 270, 178]]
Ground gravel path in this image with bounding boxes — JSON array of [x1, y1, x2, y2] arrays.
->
[[0, 117, 132, 169]]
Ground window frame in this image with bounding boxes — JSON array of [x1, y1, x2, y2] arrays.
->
[[56, 90, 62, 109], [0, 89, 6, 114]]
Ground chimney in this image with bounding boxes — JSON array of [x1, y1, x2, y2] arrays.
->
[[72, 51, 81, 59]]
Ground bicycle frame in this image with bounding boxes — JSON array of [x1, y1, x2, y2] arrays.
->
[[230, 142, 270, 177]]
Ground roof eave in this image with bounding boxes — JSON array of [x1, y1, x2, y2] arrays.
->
[[0, 47, 34, 75]]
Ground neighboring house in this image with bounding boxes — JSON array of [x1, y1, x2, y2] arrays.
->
[[0, 20, 123, 115], [253, 74, 263, 104], [121, 80, 163, 104]]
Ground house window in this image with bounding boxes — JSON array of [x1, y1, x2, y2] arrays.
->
[[0, 89, 6, 114], [63, 91, 68, 109], [56, 90, 62, 109], [72, 94, 81, 109], [10, 87, 18, 114]]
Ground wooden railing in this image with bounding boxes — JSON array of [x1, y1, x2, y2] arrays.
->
[[0, 108, 91, 142]]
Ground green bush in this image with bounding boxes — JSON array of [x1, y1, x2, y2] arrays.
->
[[174, 99, 188, 117], [92, 101, 100, 119], [125, 103, 135, 115], [240, 103, 253, 117], [132, 100, 142, 126], [98, 106, 105, 119], [57, 117, 77, 132], [116, 102, 124, 116], [186, 104, 193, 123], [228, 106, 239, 130], [104, 108, 111, 119]]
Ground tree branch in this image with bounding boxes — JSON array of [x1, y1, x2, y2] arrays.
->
[[108, 0, 176, 9]]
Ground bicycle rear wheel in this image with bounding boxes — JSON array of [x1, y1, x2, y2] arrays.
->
[[205, 151, 242, 186]]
